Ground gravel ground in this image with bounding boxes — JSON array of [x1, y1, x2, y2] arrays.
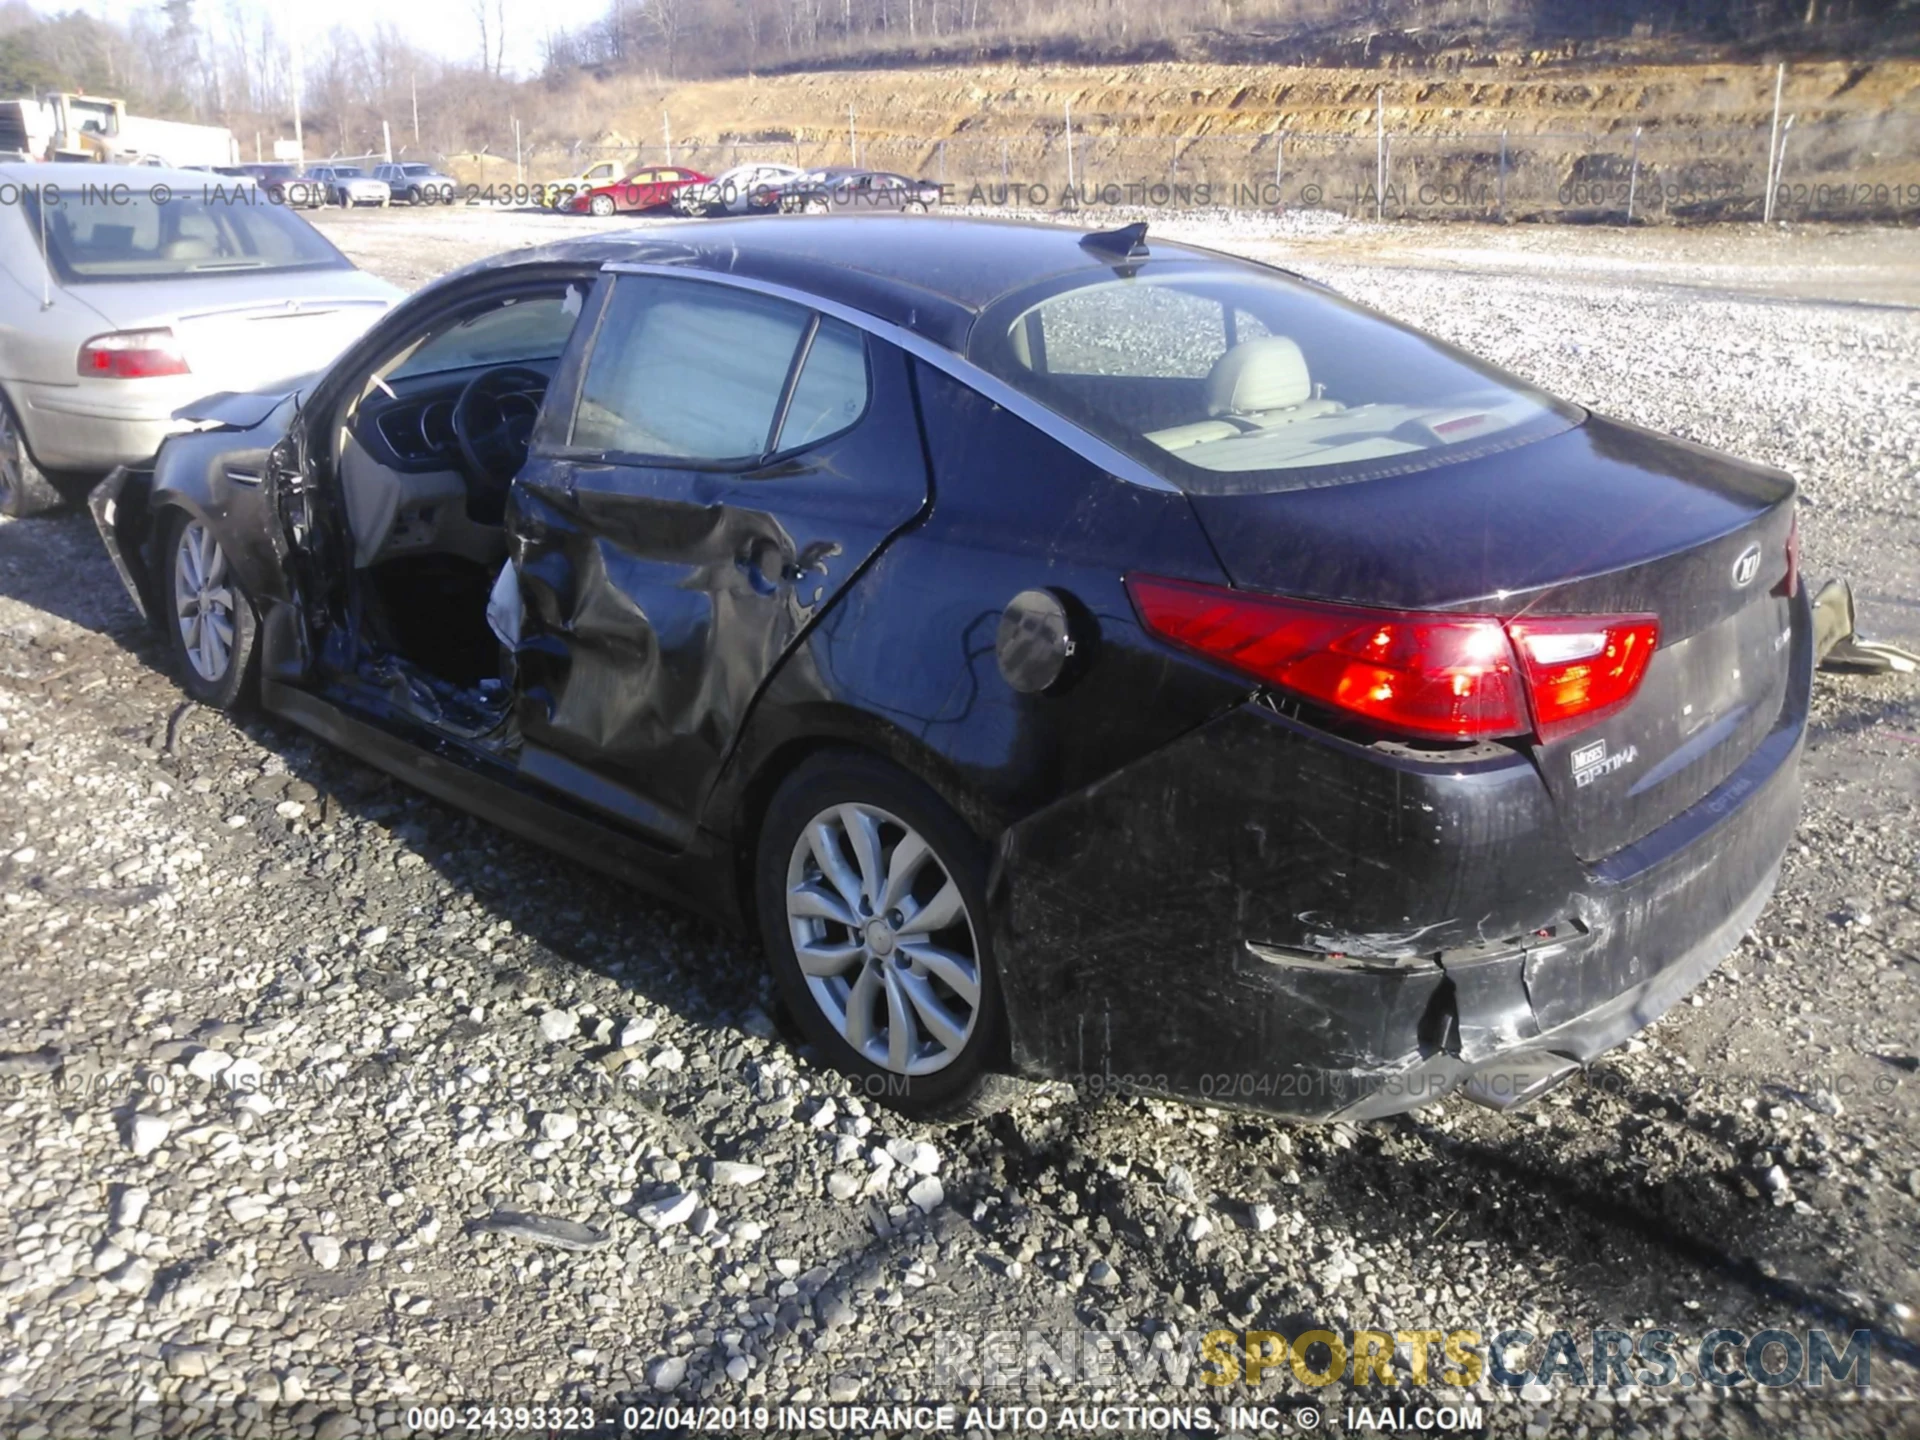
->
[[1, 207, 1918, 1440]]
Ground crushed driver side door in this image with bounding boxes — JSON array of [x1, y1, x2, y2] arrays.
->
[[509, 268, 929, 850]]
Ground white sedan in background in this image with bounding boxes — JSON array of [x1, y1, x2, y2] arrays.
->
[[0, 163, 399, 516], [674, 162, 807, 216]]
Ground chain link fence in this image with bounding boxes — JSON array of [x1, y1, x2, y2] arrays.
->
[[450, 110, 1920, 224]]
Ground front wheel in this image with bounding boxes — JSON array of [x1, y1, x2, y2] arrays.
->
[[589, 194, 616, 217], [163, 508, 258, 709], [757, 752, 1014, 1123]]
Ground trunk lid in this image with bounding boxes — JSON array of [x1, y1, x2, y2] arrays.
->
[[1185, 414, 1798, 861], [74, 273, 394, 398]]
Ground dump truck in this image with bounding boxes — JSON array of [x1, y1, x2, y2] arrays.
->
[[0, 93, 237, 166]]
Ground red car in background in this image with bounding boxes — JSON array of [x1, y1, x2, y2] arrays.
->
[[568, 166, 710, 216]]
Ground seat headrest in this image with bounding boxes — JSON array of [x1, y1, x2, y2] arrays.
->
[[163, 212, 220, 261], [1207, 336, 1311, 416]]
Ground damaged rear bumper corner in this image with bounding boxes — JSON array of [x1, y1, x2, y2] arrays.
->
[[990, 589, 1809, 1122], [1323, 849, 1782, 1121]]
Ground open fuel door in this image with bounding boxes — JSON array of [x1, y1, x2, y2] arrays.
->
[[510, 269, 929, 849]]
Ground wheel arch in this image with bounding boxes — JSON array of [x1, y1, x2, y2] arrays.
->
[[0, 379, 62, 476], [145, 432, 288, 610], [709, 704, 1009, 942]]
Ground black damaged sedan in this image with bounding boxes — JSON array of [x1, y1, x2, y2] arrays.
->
[[91, 216, 1808, 1122]]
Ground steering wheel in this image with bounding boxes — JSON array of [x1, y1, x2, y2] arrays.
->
[[453, 365, 548, 520]]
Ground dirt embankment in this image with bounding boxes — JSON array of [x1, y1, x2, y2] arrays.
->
[[623, 56, 1920, 147], [452, 57, 1920, 223]]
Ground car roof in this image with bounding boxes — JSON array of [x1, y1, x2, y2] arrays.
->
[[460, 214, 1253, 354], [0, 161, 247, 187]]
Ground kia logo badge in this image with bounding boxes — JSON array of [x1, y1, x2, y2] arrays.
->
[[1731, 544, 1762, 589]]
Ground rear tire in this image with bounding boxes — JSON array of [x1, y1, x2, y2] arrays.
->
[[756, 751, 1013, 1124], [161, 508, 258, 710], [0, 395, 62, 519]]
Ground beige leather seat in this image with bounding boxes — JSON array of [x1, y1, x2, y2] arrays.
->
[[1144, 336, 1343, 454], [1204, 336, 1342, 428], [161, 212, 221, 261]]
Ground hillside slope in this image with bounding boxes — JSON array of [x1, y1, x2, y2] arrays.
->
[[463, 57, 1920, 222]]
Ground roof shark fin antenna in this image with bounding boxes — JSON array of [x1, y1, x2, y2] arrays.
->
[[1079, 221, 1149, 259]]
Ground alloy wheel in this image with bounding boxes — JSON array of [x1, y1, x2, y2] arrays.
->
[[784, 802, 982, 1076], [173, 520, 237, 682]]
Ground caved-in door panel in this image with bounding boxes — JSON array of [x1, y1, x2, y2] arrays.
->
[[514, 331, 928, 839]]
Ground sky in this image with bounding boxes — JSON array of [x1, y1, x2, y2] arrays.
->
[[84, 0, 613, 80]]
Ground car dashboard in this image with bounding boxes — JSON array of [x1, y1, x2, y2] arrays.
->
[[350, 360, 557, 475], [339, 360, 557, 569]]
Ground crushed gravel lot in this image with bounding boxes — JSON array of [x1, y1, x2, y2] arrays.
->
[[1, 206, 1918, 1440]]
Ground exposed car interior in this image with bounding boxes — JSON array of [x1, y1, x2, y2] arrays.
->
[[330, 285, 585, 700]]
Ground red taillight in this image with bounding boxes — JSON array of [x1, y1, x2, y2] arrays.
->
[[78, 329, 189, 379], [1126, 574, 1660, 745], [1775, 511, 1800, 598], [1126, 575, 1527, 741], [1506, 614, 1660, 742]]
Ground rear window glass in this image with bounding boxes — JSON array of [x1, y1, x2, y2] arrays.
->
[[970, 263, 1577, 494], [26, 188, 348, 282]]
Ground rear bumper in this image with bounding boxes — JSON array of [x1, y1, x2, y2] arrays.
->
[[990, 587, 1812, 1120], [17, 379, 195, 472]]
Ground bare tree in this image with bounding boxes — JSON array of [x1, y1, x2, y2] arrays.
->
[[471, 0, 506, 76], [650, 0, 694, 75]]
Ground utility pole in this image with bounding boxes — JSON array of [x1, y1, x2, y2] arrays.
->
[[1626, 126, 1641, 223], [289, 12, 304, 156], [1064, 97, 1074, 197], [1375, 86, 1384, 221], [663, 110, 672, 165], [1769, 114, 1796, 221], [382, 119, 392, 164], [1763, 62, 1786, 223], [411, 72, 420, 144], [1498, 128, 1507, 222]]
